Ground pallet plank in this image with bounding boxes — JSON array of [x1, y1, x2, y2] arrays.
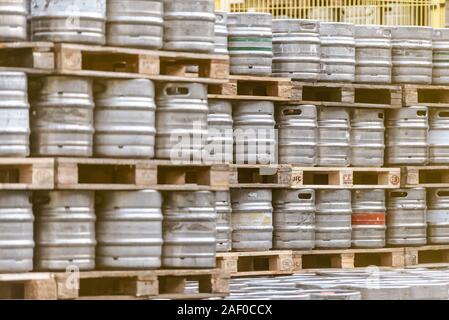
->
[[402, 166, 449, 188], [405, 245, 449, 267], [0, 269, 229, 300], [229, 165, 291, 188], [217, 251, 295, 277], [291, 81, 402, 109], [293, 248, 405, 272], [54, 158, 229, 191], [403, 84, 449, 107], [0, 42, 229, 84], [209, 75, 292, 101], [290, 167, 401, 189], [0, 158, 54, 190]]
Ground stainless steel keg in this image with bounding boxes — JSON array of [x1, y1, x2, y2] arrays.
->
[[354, 25, 392, 84], [350, 109, 385, 167], [106, 0, 163, 49], [0, 0, 28, 41], [352, 189, 386, 248], [427, 188, 449, 244], [30, 0, 106, 44], [207, 100, 233, 164], [234, 101, 277, 165], [96, 190, 163, 270], [318, 107, 351, 167], [320, 22, 356, 82], [162, 191, 217, 268], [228, 12, 273, 76], [163, 0, 215, 53], [0, 192, 34, 273], [277, 105, 318, 166], [429, 108, 449, 164], [30, 76, 94, 157], [273, 189, 316, 250], [385, 106, 429, 165], [391, 26, 433, 84], [0, 72, 30, 157], [315, 190, 352, 249], [34, 191, 96, 271], [215, 191, 232, 252], [231, 189, 273, 251], [94, 79, 156, 158], [386, 188, 427, 246], [156, 82, 208, 162], [272, 19, 321, 80]]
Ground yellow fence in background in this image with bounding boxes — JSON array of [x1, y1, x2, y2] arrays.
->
[[215, 0, 447, 27]]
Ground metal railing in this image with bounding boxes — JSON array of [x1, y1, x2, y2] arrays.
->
[[215, 0, 446, 27]]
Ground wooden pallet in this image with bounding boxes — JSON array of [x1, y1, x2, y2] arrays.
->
[[290, 81, 402, 109], [54, 43, 229, 83], [0, 269, 229, 300], [208, 75, 292, 101], [216, 251, 295, 278], [289, 167, 401, 189], [403, 84, 449, 108], [0, 158, 54, 190], [405, 245, 449, 268], [229, 164, 291, 188], [401, 166, 449, 188], [55, 158, 229, 191], [0, 42, 229, 83], [0, 42, 55, 72], [293, 248, 405, 272]]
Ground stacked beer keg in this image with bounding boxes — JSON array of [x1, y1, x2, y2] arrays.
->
[[2, 1, 449, 296]]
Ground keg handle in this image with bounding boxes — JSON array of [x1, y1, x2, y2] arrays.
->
[[298, 192, 313, 200], [216, 13, 224, 23], [283, 109, 302, 116], [165, 87, 190, 96], [300, 21, 318, 31], [417, 110, 427, 117], [390, 192, 408, 198], [438, 112, 449, 118], [437, 191, 449, 197]]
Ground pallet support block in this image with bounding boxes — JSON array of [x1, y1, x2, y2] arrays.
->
[[403, 85, 449, 107], [24, 279, 58, 300], [405, 245, 449, 267]]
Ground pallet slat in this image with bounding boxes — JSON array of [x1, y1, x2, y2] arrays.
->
[[405, 245, 449, 267], [293, 248, 405, 271], [403, 84, 449, 107], [55, 158, 229, 191], [0, 42, 229, 84], [401, 166, 449, 188], [230, 165, 401, 189], [229, 165, 291, 188], [217, 251, 295, 278], [291, 81, 402, 109], [209, 75, 292, 101], [0, 269, 229, 300], [0, 158, 54, 190]]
